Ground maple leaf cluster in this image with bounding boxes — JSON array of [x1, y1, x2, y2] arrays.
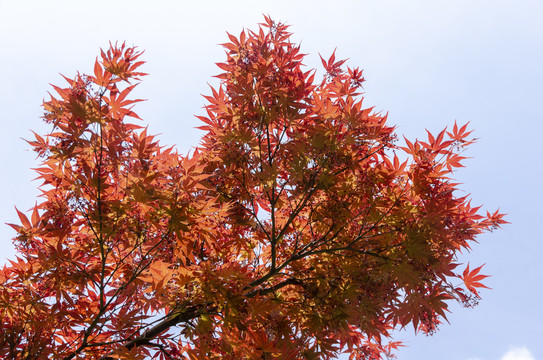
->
[[0, 16, 506, 360]]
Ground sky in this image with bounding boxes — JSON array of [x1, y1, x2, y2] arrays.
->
[[0, 0, 542, 359]]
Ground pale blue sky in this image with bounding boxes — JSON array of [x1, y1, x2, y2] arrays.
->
[[1, 1, 541, 359]]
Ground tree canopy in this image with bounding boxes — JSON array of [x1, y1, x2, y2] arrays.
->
[[0, 16, 506, 360]]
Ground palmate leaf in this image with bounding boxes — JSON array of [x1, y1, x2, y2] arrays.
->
[[462, 263, 491, 297]]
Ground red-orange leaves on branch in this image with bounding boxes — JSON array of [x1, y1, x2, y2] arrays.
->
[[0, 18, 506, 360]]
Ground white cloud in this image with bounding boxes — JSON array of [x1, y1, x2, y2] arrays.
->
[[500, 347, 535, 360]]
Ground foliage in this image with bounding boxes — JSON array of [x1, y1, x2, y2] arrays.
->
[[0, 16, 506, 359]]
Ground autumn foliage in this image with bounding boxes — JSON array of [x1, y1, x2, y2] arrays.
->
[[0, 17, 506, 359]]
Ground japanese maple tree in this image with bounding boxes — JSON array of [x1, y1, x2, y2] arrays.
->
[[0, 16, 506, 360]]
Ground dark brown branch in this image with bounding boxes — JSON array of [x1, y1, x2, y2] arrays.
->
[[99, 305, 203, 360]]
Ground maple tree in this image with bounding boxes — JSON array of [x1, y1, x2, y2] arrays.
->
[[0, 16, 506, 360]]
